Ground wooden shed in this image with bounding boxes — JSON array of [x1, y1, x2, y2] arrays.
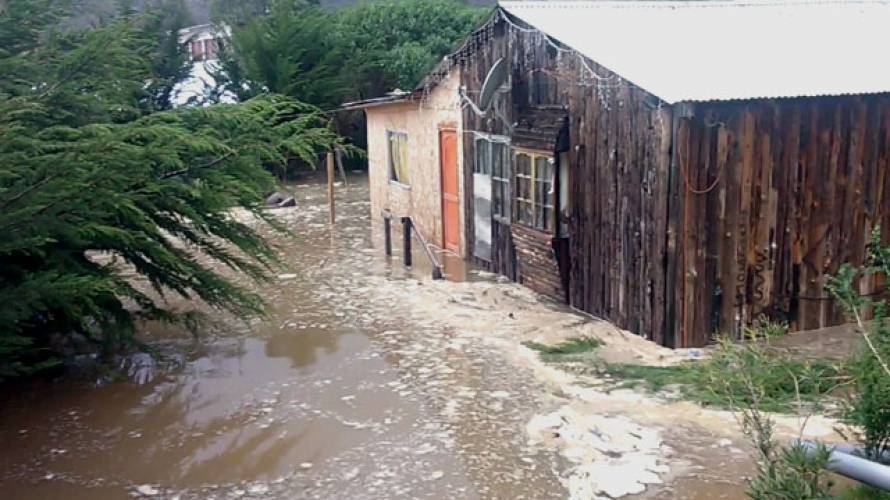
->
[[360, 0, 890, 347]]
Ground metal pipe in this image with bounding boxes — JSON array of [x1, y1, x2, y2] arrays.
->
[[831, 443, 890, 464], [798, 440, 890, 491]]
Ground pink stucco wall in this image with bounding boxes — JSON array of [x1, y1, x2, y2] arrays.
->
[[365, 68, 466, 257]]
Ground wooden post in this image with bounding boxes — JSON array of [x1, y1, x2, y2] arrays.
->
[[383, 215, 392, 256], [401, 217, 412, 267], [326, 151, 335, 225]]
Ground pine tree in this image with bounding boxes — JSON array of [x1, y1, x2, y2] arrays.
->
[[0, 0, 342, 378]]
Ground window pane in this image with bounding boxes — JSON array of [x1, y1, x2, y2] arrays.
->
[[398, 134, 409, 183], [475, 139, 490, 174], [516, 153, 531, 176], [535, 156, 552, 183], [388, 132, 408, 184], [492, 143, 504, 178], [542, 207, 553, 231]]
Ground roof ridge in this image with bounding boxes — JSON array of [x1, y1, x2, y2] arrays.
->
[[498, 0, 890, 9]]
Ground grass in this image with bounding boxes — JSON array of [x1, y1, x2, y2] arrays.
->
[[527, 330, 848, 413], [601, 359, 845, 412], [839, 485, 890, 500], [524, 337, 603, 356]]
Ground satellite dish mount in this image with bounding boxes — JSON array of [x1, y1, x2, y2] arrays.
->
[[462, 57, 507, 117]]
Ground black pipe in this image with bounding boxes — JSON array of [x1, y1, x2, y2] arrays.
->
[[401, 216, 413, 267], [383, 214, 392, 256]]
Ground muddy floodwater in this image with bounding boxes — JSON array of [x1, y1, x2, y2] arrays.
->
[[0, 174, 570, 499]]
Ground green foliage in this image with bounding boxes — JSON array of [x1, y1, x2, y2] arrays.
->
[[135, 0, 195, 111], [839, 485, 890, 500], [330, 0, 487, 95], [531, 320, 846, 413], [0, 0, 343, 378], [218, 0, 488, 109], [210, 0, 275, 23], [742, 411, 835, 500], [694, 329, 847, 413], [524, 337, 603, 356], [826, 227, 890, 462]]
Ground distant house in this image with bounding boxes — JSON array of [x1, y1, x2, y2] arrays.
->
[[178, 23, 230, 62], [348, 0, 890, 348], [172, 23, 235, 107]]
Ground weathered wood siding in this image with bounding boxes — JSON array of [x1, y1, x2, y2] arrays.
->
[[459, 17, 570, 296], [457, 13, 890, 347], [563, 59, 673, 345], [459, 15, 671, 336], [513, 224, 564, 300], [674, 96, 890, 346]]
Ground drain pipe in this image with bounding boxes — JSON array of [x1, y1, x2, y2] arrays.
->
[[829, 443, 890, 464], [798, 440, 890, 491]]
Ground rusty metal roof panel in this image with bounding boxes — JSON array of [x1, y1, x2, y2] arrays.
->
[[499, 0, 890, 104]]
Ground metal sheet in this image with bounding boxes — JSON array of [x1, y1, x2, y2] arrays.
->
[[500, 0, 890, 103]]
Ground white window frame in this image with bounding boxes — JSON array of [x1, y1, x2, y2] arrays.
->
[[473, 133, 511, 223]]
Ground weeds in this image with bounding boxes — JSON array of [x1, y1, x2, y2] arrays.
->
[[523, 337, 603, 356], [742, 409, 835, 500], [585, 323, 847, 413], [839, 485, 890, 500], [826, 227, 890, 463]]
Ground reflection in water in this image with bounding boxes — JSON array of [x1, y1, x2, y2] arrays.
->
[[265, 329, 346, 370], [0, 174, 566, 500]]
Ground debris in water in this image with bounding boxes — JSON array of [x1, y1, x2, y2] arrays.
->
[[343, 467, 361, 481], [429, 470, 445, 480], [247, 483, 269, 495], [135, 484, 160, 496], [299, 462, 313, 469]]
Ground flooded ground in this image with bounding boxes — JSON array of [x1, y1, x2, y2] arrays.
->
[[0, 174, 568, 499], [0, 173, 839, 500]]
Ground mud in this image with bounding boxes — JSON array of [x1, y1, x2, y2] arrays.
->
[[0, 173, 822, 500], [0, 175, 566, 499]]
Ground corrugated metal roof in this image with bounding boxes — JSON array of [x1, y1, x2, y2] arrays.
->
[[499, 0, 890, 103]]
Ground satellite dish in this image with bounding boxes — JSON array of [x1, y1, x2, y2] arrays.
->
[[478, 57, 507, 111]]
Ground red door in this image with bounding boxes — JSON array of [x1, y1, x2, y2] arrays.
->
[[440, 130, 460, 253]]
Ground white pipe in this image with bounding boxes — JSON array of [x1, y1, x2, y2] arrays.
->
[[798, 440, 890, 491], [830, 443, 890, 464]]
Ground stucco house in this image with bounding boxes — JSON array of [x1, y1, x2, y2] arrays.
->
[[348, 0, 890, 348], [344, 67, 467, 257]]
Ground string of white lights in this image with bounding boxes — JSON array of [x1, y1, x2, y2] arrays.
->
[[496, 9, 619, 83]]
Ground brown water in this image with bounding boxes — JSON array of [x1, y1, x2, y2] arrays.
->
[[0, 174, 566, 499]]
